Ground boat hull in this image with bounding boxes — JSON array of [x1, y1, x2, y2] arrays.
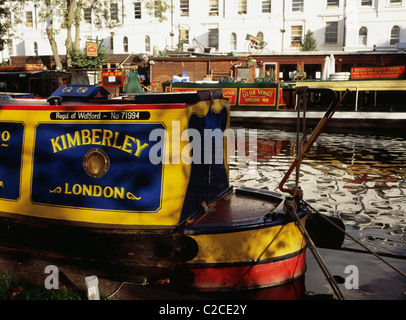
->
[[0, 89, 309, 292], [189, 250, 306, 291], [0, 213, 199, 283], [184, 187, 308, 291], [0, 189, 308, 291], [231, 110, 406, 135]]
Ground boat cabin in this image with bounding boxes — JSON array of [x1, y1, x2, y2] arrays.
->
[[0, 64, 70, 98]]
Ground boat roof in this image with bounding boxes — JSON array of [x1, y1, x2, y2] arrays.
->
[[295, 79, 406, 91], [0, 89, 224, 108]]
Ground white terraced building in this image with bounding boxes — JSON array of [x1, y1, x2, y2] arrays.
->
[[1, 0, 406, 63]]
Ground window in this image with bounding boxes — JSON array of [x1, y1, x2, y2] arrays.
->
[[7, 39, 13, 56], [390, 25, 400, 45], [209, 0, 218, 15], [123, 36, 128, 52], [325, 21, 338, 43], [26, 11, 33, 28], [134, 2, 142, 19], [257, 32, 264, 40], [238, 0, 247, 14], [262, 0, 271, 13], [179, 29, 189, 44], [110, 34, 114, 50], [145, 35, 151, 52], [180, 0, 189, 16], [84, 8, 92, 23], [292, 0, 304, 12], [291, 25, 303, 46], [389, 0, 402, 5], [361, 0, 372, 5], [34, 42, 38, 56], [359, 27, 367, 45], [110, 3, 119, 21], [327, 0, 339, 7], [208, 28, 219, 49], [230, 33, 237, 50], [153, 1, 163, 18]]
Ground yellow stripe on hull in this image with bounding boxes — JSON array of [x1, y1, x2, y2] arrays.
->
[[188, 216, 307, 264]]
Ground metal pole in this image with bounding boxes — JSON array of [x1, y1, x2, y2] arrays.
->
[[280, 89, 351, 195], [94, 36, 98, 85]]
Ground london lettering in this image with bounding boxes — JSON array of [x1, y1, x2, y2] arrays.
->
[[50, 129, 149, 157], [49, 183, 141, 200]]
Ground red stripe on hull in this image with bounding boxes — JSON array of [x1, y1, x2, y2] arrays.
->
[[189, 250, 307, 291]]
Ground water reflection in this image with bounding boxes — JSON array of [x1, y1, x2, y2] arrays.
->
[[229, 128, 406, 257]]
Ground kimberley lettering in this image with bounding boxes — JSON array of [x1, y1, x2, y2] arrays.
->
[[50, 129, 148, 157]]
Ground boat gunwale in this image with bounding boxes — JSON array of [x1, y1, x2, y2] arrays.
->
[[183, 210, 307, 235], [186, 247, 307, 268]]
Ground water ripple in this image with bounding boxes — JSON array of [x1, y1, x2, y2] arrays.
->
[[230, 129, 406, 256]]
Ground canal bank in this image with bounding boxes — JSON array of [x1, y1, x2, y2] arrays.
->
[[0, 245, 405, 300]]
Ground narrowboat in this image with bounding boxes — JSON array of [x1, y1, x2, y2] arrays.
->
[[163, 77, 406, 135], [0, 64, 70, 98], [0, 86, 309, 292]]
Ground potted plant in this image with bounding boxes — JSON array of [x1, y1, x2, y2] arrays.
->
[[293, 69, 307, 80]]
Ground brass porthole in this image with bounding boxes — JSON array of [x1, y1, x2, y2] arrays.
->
[[83, 148, 110, 178], [62, 86, 73, 93], [77, 86, 88, 94]]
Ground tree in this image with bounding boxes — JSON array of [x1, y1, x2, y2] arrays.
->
[[0, 0, 10, 51], [6, 0, 120, 69], [69, 44, 107, 69], [145, 0, 170, 22], [43, 0, 63, 70], [302, 30, 317, 51]]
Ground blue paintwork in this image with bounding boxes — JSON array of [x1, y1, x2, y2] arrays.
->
[[0, 122, 24, 200], [31, 123, 164, 212]]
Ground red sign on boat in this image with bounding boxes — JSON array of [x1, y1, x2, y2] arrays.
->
[[238, 88, 276, 106], [351, 66, 405, 79]]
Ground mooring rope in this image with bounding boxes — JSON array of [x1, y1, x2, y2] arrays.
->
[[303, 200, 406, 279], [284, 198, 345, 300], [285, 87, 345, 299]]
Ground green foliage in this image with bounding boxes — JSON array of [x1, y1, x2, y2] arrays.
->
[[302, 30, 317, 51], [0, 272, 84, 300], [145, 0, 170, 22], [3, 0, 120, 69], [0, 0, 9, 51], [68, 44, 108, 69]]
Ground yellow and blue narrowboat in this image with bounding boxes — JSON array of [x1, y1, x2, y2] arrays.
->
[[0, 86, 308, 291]]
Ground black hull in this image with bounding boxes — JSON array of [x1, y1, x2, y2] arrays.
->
[[0, 213, 198, 284]]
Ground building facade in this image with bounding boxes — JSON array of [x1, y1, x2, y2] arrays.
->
[[1, 0, 406, 63]]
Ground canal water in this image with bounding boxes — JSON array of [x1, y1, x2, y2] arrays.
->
[[227, 127, 406, 300]]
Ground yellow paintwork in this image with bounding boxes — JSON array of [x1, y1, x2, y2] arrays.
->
[[295, 79, 406, 91], [0, 97, 229, 227], [188, 216, 307, 264]]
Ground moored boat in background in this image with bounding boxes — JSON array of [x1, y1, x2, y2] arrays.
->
[[0, 64, 70, 98], [163, 74, 406, 135]]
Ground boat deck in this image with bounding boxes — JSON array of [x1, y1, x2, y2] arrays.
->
[[183, 187, 297, 235]]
